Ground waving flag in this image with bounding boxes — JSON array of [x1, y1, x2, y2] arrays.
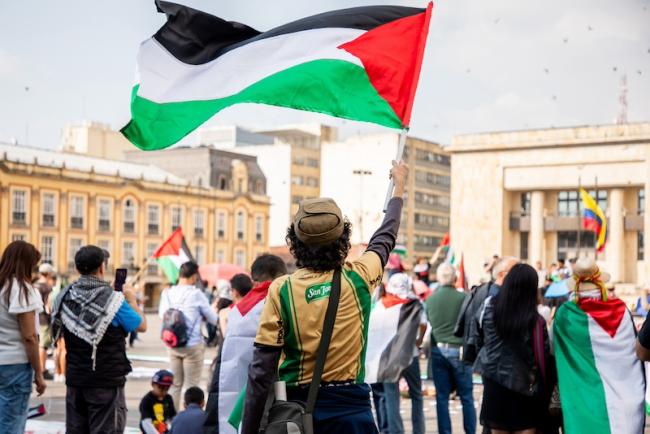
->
[[122, 1, 432, 150], [153, 227, 193, 283], [553, 299, 645, 434], [580, 188, 607, 252]]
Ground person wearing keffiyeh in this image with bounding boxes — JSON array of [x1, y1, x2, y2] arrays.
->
[[51, 245, 147, 434]]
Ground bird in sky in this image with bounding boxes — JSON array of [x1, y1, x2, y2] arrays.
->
[[544, 68, 550, 74], [563, 37, 569, 43], [587, 25, 594, 31], [613, 66, 618, 72]]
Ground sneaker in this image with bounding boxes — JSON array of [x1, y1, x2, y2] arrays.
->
[[54, 374, 65, 383], [43, 370, 54, 380]]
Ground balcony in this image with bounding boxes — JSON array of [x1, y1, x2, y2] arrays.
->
[[70, 217, 84, 229], [217, 229, 225, 240], [123, 221, 135, 233], [194, 228, 204, 238], [256, 233, 263, 243], [237, 231, 244, 241], [42, 214, 55, 227], [148, 224, 159, 235], [509, 212, 531, 231], [98, 219, 111, 232], [12, 212, 26, 225], [147, 263, 158, 276]]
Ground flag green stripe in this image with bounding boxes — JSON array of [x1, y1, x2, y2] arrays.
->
[[553, 302, 611, 434], [157, 256, 179, 284], [122, 59, 402, 150]]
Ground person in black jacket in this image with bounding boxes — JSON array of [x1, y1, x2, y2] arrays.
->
[[471, 263, 551, 434]]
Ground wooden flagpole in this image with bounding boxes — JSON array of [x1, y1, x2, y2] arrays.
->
[[383, 128, 409, 212]]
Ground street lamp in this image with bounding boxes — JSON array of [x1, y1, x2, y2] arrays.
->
[[352, 169, 373, 242]]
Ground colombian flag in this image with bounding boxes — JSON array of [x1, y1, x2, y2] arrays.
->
[[580, 188, 607, 252]]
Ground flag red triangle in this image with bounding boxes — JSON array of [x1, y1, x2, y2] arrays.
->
[[578, 298, 627, 338], [338, 2, 432, 127], [382, 293, 410, 308], [236, 281, 272, 316], [154, 227, 184, 258]]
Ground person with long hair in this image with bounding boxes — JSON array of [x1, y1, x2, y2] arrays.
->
[[471, 263, 552, 434], [0, 240, 47, 433]]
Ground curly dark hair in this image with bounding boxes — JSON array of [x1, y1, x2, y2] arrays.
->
[[286, 220, 352, 272]]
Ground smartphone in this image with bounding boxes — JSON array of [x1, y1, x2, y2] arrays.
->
[[114, 268, 128, 292]]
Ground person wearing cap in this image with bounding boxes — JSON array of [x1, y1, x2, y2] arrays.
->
[[33, 262, 56, 380], [241, 161, 408, 434], [51, 245, 147, 434], [140, 369, 177, 434]]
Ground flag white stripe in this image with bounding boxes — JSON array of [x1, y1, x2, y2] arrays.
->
[[137, 27, 364, 104], [364, 302, 401, 384], [588, 313, 645, 434], [168, 249, 190, 269]]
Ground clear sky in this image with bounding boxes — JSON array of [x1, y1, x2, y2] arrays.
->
[[1, 0, 649, 150]]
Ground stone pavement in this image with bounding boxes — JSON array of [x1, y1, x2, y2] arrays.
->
[[27, 313, 650, 433]]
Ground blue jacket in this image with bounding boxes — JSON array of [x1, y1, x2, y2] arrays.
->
[[170, 404, 206, 434]]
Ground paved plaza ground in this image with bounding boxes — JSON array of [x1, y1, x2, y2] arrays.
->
[[26, 313, 650, 433]]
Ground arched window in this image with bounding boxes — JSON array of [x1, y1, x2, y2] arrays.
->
[[123, 198, 136, 233], [219, 176, 227, 190], [236, 210, 246, 241]]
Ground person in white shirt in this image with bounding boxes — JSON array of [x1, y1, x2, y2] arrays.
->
[[0, 241, 47, 433], [158, 261, 218, 406]]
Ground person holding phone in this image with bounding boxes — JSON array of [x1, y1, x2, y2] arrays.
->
[[51, 245, 147, 434]]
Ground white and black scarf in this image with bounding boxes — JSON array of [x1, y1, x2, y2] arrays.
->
[[52, 275, 123, 370]]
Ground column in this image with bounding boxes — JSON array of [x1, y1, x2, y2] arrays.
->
[[88, 194, 96, 245], [30, 188, 39, 244], [609, 188, 625, 282], [644, 180, 650, 284], [0, 186, 9, 247], [529, 191, 545, 266], [58, 192, 68, 273]]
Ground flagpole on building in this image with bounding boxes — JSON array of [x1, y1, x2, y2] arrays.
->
[[577, 176, 582, 259], [383, 128, 409, 212]]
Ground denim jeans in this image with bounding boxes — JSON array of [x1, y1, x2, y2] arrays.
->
[[431, 346, 476, 434], [371, 383, 389, 434], [384, 357, 425, 434], [0, 363, 33, 434]]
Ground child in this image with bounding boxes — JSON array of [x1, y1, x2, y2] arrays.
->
[[140, 370, 177, 434], [170, 387, 207, 433]]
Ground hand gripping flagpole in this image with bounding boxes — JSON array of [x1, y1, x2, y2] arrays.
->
[[383, 128, 409, 212]]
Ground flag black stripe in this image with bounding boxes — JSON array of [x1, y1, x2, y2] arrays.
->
[[154, 1, 425, 65]]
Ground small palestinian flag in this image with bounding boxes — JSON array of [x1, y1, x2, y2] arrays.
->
[[153, 227, 194, 284], [364, 294, 422, 383], [122, 1, 432, 150], [553, 299, 645, 434], [204, 282, 271, 434]]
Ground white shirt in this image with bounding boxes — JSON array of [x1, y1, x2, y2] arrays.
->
[[158, 285, 218, 347], [0, 279, 43, 365]]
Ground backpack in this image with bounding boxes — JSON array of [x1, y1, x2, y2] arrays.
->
[[161, 290, 195, 348]]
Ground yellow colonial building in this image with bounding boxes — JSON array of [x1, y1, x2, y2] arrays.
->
[[0, 142, 270, 307]]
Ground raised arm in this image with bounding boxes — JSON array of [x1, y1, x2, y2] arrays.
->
[[366, 161, 408, 267]]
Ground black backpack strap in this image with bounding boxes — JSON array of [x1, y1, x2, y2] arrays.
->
[[305, 267, 342, 415]]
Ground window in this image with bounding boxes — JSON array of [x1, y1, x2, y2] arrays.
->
[[171, 207, 183, 232], [414, 213, 449, 229], [255, 180, 264, 194], [70, 196, 85, 229], [557, 191, 579, 217], [123, 199, 136, 233], [11, 190, 27, 225], [41, 236, 55, 264], [216, 249, 225, 264], [414, 171, 450, 188], [216, 212, 227, 240], [413, 235, 442, 248], [219, 176, 227, 190], [98, 199, 111, 232], [68, 238, 83, 271], [291, 176, 304, 186], [415, 149, 450, 166], [307, 158, 319, 168], [521, 192, 531, 216], [639, 232, 645, 261], [122, 241, 135, 267], [306, 177, 319, 187], [255, 216, 263, 243], [639, 189, 645, 215], [291, 195, 304, 205], [235, 250, 246, 267], [97, 239, 111, 268], [292, 156, 305, 165], [147, 243, 158, 275], [147, 204, 160, 235], [42, 193, 56, 227], [236, 211, 246, 241], [11, 234, 26, 242], [557, 231, 596, 259], [193, 210, 205, 238], [520, 232, 529, 261], [194, 245, 205, 265], [414, 191, 450, 210]]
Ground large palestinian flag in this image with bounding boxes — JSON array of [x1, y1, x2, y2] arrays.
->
[[122, 1, 433, 150], [204, 281, 271, 434], [365, 294, 422, 383], [553, 298, 645, 434], [153, 227, 193, 284]]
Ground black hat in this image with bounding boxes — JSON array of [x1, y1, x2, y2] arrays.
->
[[75, 245, 106, 275]]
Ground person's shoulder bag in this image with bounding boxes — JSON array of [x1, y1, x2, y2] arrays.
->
[[263, 268, 342, 434]]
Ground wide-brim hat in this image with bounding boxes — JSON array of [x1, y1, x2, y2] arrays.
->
[[294, 198, 344, 246], [566, 257, 610, 292]]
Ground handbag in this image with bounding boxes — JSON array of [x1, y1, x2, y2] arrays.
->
[[263, 268, 342, 434]]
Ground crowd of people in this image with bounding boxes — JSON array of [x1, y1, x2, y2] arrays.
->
[[1, 159, 649, 434]]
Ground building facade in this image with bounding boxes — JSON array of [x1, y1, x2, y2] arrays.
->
[[200, 124, 332, 246], [61, 121, 134, 160], [448, 122, 650, 287], [0, 143, 270, 307], [321, 132, 450, 261]]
